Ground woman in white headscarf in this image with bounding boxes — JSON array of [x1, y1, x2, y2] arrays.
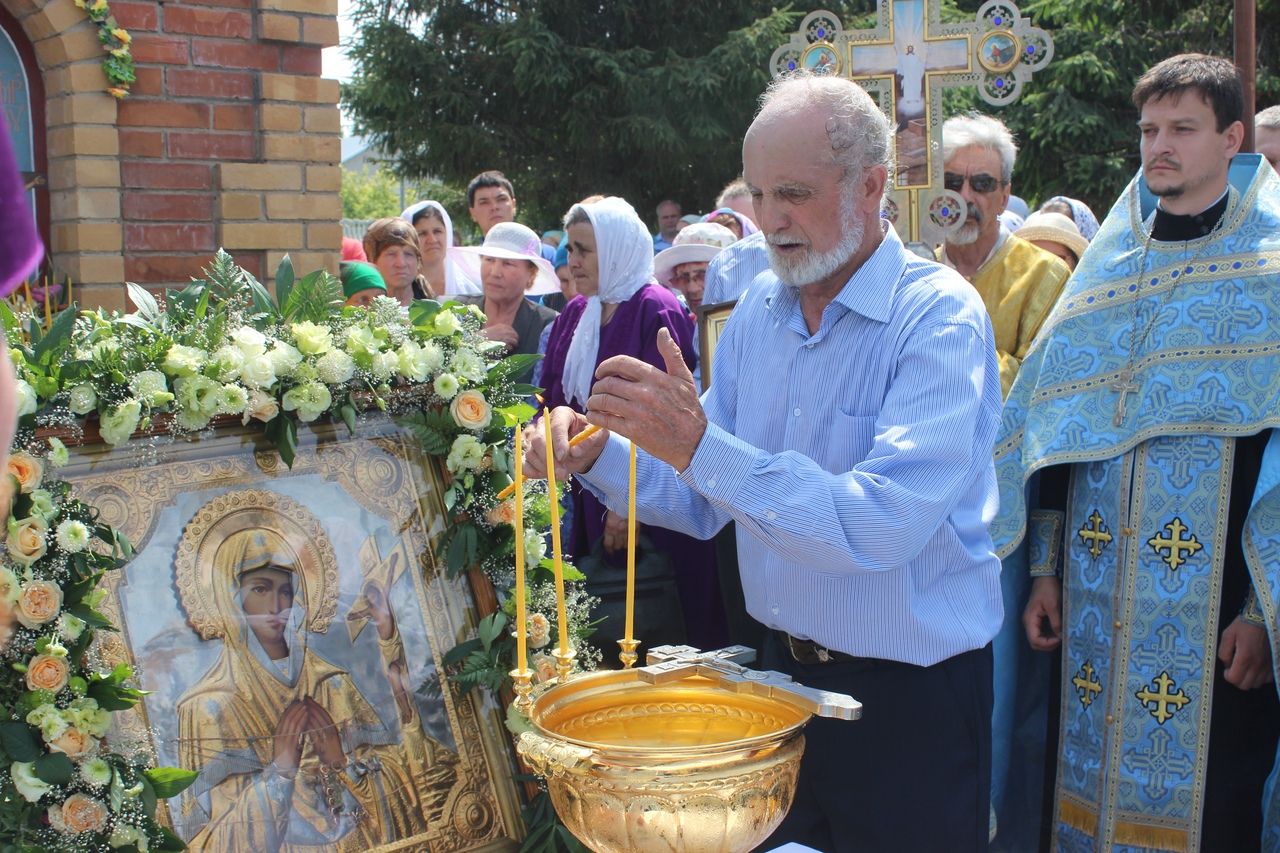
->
[[538, 197, 728, 652], [400, 201, 480, 296]]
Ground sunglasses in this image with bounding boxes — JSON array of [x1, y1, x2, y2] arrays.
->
[[943, 172, 1004, 194], [672, 269, 707, 286]]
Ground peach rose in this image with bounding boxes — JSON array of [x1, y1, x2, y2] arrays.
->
[[5, 452, 43, 494], [15, 579, 60, 628], [61, 793, 108, 834], [532, 653, 556, 684], [25, 653, 70, 693], [49, 726, 97, 760], [8, 517, 49, 568], [450, 390, 492, 430], [485, 499, 515, 527]]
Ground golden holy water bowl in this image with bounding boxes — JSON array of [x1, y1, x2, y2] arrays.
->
[[517, 645, 861, 853]]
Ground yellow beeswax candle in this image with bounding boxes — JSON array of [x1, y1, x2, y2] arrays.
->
[[543, 415, 569, 656], [514, 426, 527, 674]]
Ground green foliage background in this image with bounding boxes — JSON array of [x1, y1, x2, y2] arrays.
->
[[342, 0, 1278, 233]]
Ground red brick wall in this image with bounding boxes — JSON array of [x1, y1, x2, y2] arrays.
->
[[112, 0, 341, 289]]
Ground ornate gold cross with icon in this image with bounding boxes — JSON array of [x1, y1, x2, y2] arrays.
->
[[1147, 517, 1203, 571], [770, 1, 1053, 251], [1077, 509, 1114, 560], [1135, 670, 1191, 724]]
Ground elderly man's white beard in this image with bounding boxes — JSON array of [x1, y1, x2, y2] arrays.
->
[[947, 204, 983, 245], [767, 189, 864, 289]]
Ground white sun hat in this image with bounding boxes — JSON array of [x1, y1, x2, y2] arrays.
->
[[450, 222, 560, 295], [653, 222, 739, 286]]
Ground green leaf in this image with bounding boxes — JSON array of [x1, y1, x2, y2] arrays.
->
[[0, 722, 39, 762], [441, 637, 482, 667], [151, 824, 187, 852], [478, 612, 507, 650], [274, 254, 296, 311], [407, 300, 442, 327], [339, 402, 357, 436], [281, 268, 342, 324], [265, 413, 298, 469], [144, 767, 199, 798], [496, 401, 536, 428], [0, 299, 19, 338], [487, 353, 541, 385], [31, 306, 76, 365], [33, 753, 73, 785], [126, 282, 163, 325], [140, 776, 157, 818]]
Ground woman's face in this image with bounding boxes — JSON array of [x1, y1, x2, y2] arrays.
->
[[481, 256, 535, 304], [566, 222, 599, 298], [415, 214, 448, 263], [375, 244, 419, 292], [344, 288, 380, 308], [556, 266, 575, 299], [239, 566, 294, 652]]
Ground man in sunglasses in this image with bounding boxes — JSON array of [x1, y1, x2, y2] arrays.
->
[[938, 114, 1071, 397]]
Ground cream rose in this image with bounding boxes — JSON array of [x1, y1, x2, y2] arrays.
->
[[450, 390, 492, 430], [10, 761, 50, 803], [6, 452, 43, 493], [60, 793, 108, 834], [485, 499, 515, 527], [49, 726, 96, 760], [242, 389, 280, 425], [26, 653, 70, 693], [8, 517, 49, 568], [528, 613, 551, 649], [15, 578, 61, 628]]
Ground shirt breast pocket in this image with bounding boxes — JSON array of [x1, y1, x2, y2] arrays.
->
[[825, 412, 878, 472]]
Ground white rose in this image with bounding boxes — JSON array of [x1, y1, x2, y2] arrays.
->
[[290, 321, 333, 356], [345, 325, 381, 360], [433, 310, 461, 337], [128, 370, 174, 407], [13, 379, 36, 416], [210, 344, 246, 381], [240, 354, 277, 390], [231, 326, 267, 357], [268, 342, 304, 378], [524, 529, 547, 564], [67, 383, 97, 415]]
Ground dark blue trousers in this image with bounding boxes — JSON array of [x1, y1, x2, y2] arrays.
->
[[758, 636, 993, 853]]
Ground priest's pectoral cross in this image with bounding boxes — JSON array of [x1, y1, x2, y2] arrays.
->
[[1110, 369, 1140, 427]]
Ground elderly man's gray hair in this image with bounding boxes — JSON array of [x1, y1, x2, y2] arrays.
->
[[1257, 105, 1280, 131], [756, 72, 893, 184], [942, 113, 1018, 183]]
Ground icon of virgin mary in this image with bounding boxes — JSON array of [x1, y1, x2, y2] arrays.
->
[[173, 490, 456, 851]]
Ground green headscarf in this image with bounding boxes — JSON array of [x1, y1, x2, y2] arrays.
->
[[340, 261, 386, 299]]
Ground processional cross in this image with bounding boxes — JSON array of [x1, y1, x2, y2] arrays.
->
[[770, 1, 1054, 252]]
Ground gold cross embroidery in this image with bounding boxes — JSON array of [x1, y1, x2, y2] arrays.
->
[[1147, 517, 1202, 571], [1078, 509, 1113, 560], [1135, 671, 1191, 724], [1071, 661, 1102, 708]]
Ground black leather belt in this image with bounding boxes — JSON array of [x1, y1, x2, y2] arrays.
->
[[776, 630, 860, 665]]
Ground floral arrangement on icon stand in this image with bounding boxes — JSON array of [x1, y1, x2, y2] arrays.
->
[[0, 251, 601, 851]]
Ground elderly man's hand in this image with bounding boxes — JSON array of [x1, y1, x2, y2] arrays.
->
[[522, 405, 609, 481], [588, 327, 706, 471]]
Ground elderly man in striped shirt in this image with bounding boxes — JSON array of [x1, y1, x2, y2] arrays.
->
[[525, 71, 1003, 853]]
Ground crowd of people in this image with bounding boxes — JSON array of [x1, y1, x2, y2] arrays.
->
[[511, 53, 1278, 853]]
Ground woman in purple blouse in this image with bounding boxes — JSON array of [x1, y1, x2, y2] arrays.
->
[[539, 197, 728, 652]]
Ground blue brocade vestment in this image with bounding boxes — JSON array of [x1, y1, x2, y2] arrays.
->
[[991, 155, 1280, 852]]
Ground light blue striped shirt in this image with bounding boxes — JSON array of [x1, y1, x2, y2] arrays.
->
[[579, 225, 1004, 665], [703, 231, 772, 305]]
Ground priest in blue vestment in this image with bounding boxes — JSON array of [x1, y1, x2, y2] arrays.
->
[[992, 54, 1280, 852]]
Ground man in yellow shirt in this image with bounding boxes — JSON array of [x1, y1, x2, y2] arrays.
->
[[938, 114, 1071, 396]]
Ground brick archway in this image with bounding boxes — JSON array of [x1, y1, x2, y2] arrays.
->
[[1, 0, 125, 310]]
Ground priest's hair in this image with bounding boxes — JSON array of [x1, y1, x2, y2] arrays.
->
[[941, 114, 1018, 183], [1257, 105, 1280, 131], [756, 71, 893, 187]]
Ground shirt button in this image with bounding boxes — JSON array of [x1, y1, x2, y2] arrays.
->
[[770, 605, 780, 615], [705, 479, 717, 489], [1113, 620, 1122, 629], [1104, 714, 1115, 725], [766, 510, 777, 520], [1122, 527, 1134, 536], [793, 407, 801, 417]]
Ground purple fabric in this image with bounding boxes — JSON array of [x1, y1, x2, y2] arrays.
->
[[0, 116, 42, 297], [702, 207, 760, 238], [542, 284, 729, 650]]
